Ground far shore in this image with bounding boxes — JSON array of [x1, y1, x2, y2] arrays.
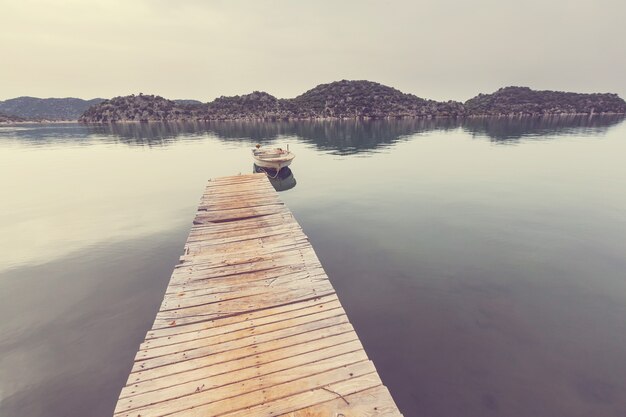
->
[[2, 112, 625, 126]]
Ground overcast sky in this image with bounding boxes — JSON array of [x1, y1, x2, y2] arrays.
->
[[1, 0, 624, 101]]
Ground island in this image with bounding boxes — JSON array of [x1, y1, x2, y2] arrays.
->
[[464, 86, 626, 116], [0, 97, 105, 121]]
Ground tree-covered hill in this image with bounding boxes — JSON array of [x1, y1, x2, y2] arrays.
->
[[291, 80, 465, 118], [0, 112, 26, 123], [0, 97, 104, 120], [205, 91, 292, 120], [464, 86, 626, 116], [79, 94, 203, 122]]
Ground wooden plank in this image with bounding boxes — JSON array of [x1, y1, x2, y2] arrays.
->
[[275, 385, 402, 417], [193, 206, 291, 224], [113, 173, 402, 416], [221, 372, 385, 417]]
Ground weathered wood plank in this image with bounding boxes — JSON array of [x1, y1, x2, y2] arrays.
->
[[222, 372, 385, 417], [275, 385, 402, 417]]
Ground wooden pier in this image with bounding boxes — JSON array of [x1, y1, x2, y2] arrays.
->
[[114, 173, 402, 417]]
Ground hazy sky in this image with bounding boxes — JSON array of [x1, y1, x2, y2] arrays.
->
[[1, 0, 624, 101]]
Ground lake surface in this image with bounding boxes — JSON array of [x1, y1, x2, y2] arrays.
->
[[1, 116, 625, 417]]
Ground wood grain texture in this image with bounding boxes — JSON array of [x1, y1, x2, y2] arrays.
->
[[113, 173, 402, 416]]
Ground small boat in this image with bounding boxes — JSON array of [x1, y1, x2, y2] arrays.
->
[[252, 145, 295, 170]]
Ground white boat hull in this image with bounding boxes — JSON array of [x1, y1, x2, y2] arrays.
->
[[252, 155, 294, 170], [252, 147, 295, 170]]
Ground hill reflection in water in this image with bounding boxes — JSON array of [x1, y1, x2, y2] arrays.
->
[[462, 114, 626, 141], [203, 118, 460, 154], [2, 115, 623, 151], [86, 115, 624, 150]]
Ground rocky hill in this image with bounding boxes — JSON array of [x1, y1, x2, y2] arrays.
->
[[174, 99, 203, 106], [291, 80, 465, 118], [0, 112, 26, 123], [0, 97, 104, 120], [77, 81, 626, 122], [465, 87, 626, 116], [78, 94, 203, 122], [205, 91, 293, 120]]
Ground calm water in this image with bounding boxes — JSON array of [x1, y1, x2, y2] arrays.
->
[[1, 116, 625, 417]]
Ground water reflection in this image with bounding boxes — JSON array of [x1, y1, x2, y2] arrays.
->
[[88, 121, 209, 145], [0, 123, 94, 144], [77, 114, 626, 149], [206, 118, 460, 154], [253, 165, 297, 192], [77, 118, 459, 153], [462, 114, 625, 141], [1, 115, 623, 151]]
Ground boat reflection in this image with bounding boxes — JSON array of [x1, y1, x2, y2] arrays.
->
[[253, 164, 297, 192]]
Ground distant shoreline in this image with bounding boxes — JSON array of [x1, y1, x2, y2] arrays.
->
[[2, 81, 626, 123], [0, 119, 78, 125], [2, 113, 625, 126], [78, 82, 626, 123]]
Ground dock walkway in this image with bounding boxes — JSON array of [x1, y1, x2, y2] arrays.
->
[[114, 173, 402, 417]]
